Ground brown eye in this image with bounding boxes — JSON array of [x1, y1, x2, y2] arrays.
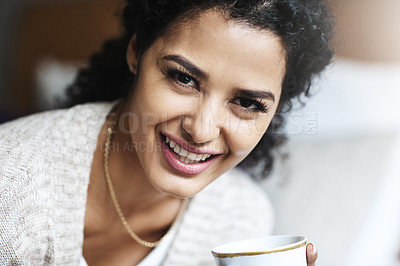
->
[[239, 98, 255, 109], [175, 73, 197, 87], [177, 74, 193, 85], [164, 67, 199, 90], [231, 97, 269, 113]]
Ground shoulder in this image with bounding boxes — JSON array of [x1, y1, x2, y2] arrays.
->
[[207, 168, 275, 234], [0, 101, 115, 264], [0, 102, 114, 180], [0, 100, 116, 202], [190, 167, 274, 239], [0, 101, 114, 141], [205, 168, 273, 211]]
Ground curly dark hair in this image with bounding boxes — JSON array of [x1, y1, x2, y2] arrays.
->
[[64, 0, 334, 179]]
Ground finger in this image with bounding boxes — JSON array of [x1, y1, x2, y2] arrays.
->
[[306, 243, 318, 266]]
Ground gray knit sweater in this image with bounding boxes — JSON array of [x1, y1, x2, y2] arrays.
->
[[0, 102, 274, 265]]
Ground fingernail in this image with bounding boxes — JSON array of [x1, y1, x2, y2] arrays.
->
[[310, 243, 317, 254]]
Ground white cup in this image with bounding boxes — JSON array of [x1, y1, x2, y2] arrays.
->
[[211, 235, 307, 266]]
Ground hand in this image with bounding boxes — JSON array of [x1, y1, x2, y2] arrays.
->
[[306, 243, 318, 266]]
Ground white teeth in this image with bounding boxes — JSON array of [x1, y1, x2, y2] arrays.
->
[[166, 136, 213, 164], [173, 145, 180, 154], [170, 140, 176, 148], [187, 152, 197, 160], [179, 149, 188, 157]]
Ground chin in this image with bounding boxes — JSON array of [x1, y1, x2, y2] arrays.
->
[[150, 172, 213, 199]]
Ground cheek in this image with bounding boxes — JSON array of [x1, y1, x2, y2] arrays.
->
[[226, 116, 273, 156], [128, 84, 194, 141], [129, 81, 170, 127], [227, 132, 262, 158]]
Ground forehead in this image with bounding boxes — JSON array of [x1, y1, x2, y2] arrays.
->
[[149, 9, 286, 95], [161, 9, 286, 63]]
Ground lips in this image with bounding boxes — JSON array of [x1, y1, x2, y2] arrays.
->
[[160, 133, 221, 175], [166, 136, 212, 164]]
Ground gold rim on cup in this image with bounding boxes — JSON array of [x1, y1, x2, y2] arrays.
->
[[212, 236, 307, 258]]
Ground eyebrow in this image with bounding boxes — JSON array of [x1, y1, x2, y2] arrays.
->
[[235, 89, 276, 103], [162, 54, 207, 80], [163, 54, 276, 102]]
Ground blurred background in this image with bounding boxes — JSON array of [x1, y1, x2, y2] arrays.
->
[[0, 0, 399, 265], [0, 0, 124, 122], [263, 1, 400, 266]]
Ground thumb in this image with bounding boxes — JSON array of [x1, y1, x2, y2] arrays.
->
[[306, 243, 318, 266]]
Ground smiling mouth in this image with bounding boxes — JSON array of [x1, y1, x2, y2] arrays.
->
[[164, 136, 214, 164], [160, 133, 219, 165], [160, 133, 221, 175]]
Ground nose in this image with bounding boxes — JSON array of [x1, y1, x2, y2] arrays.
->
[[181, 102, 222, 144]]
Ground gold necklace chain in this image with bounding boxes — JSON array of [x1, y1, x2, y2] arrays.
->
[[103, 126, 188, 248]]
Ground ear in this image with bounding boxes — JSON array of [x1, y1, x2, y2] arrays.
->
[[126, 34, 139, 74]]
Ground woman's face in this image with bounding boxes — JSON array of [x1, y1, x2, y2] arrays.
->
[[126, 10, 286, 198]]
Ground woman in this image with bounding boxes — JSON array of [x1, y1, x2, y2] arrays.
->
[[0, 0, 333, 265]]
